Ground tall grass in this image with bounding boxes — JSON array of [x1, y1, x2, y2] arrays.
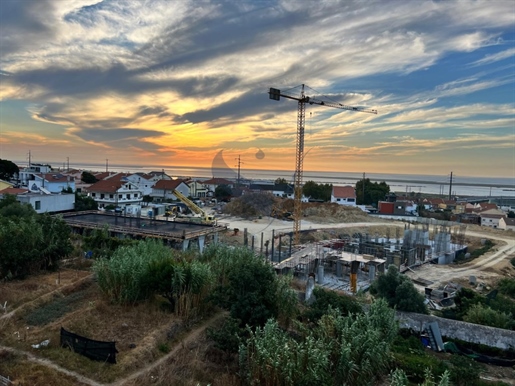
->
[[93, 240, 172, 304]]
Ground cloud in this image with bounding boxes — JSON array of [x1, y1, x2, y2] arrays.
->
[[471, 48, 515, 66]]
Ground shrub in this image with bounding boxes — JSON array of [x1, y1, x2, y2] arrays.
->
[[463, 303, 513, 329], [498, 278, 515, 299]]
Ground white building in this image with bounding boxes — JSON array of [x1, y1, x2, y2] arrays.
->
[[29, 173, 75, 193], [86, 173, 143, 209], [126, 173, 155, 196], [331, 186, 356, 206], [479, 208, 506, 229], [0, 187, 75, 213], [151, 179, 190, 202]]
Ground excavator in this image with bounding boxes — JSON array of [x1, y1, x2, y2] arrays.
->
[[171, 189, 216, 224]]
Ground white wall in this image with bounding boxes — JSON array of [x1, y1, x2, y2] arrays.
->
[[17, 193, 75, 213]]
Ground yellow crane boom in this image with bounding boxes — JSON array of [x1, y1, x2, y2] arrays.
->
[[269, 84, 377, 244], [172, 189, 215, 224]]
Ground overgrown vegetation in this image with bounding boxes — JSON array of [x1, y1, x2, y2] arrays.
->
[[25, 290, 88, 326], [443, 287, 515, 330], [241, 299, 397, 386], [303, 180, 332, 202], [370, 264, 428, 314], [0, 195, 73, 279], [355, 178, 390, 206]]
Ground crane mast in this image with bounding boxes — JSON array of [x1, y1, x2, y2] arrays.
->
[[269, 84, 377, 245]]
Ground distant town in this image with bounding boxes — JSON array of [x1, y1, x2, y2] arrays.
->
[[0, 160, 514, 231]]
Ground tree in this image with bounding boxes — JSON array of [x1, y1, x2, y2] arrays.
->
[[508, 211, 515, 218], [142, 194, 153, 205], [215, 184, 232, 201], [463, 303, 513, 329], [303, 286, 362, 322], [370, 265, 427, 314], [275, 177, 287, 184], [0, 195, 36, 219], [74, 192, 98, 211], [355, 178, 390, 206], [303, 180, 332, 201], [37, 213, 73, 270], [81, 171, 98, 184], [206, 246, 286, 329], [0, 159, 19, 181]]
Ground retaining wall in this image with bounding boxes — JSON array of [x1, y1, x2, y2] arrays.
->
[[396, 311, 515, 350]]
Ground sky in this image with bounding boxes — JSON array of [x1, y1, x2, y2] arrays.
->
[[0, 0, 514, 179]]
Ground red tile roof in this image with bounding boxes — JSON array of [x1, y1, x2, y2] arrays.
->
[[153, 179, 187, 190], [332, 185, 356, 198], [0, 187, 30, 195], [87, 174, 130, 193], [40, 173, 70, 183]]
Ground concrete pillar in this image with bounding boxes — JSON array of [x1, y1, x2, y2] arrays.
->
[[182, 239, 190, 251], [271, 230, 275, 262], [317, 265, 325, 284], [278, 234, 282, 262], [369, 263, 376, 281], [198, 235, 205, 254], [336, 260, 343, 277], [305, 274, 315, 304]]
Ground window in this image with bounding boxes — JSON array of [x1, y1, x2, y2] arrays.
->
[[100, 194, 105, 199], [127, 194, 131, 199], [35, 201, 41, 210], [118, 194, 122, 200], [110, 194, 114, 199]]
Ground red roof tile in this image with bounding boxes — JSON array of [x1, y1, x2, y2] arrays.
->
[[0, 187, 30, 195], [332, 185, 356, 198], [153, 179, 187, 190]]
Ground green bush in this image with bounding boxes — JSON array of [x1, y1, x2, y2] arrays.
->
[[463, 303, 513, 329], [303, 286, 362, 322], [448, 355, 481, 386], [498, 278, 515, 298]]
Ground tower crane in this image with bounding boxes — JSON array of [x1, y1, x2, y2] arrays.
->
[[269, 84, 377, 244]]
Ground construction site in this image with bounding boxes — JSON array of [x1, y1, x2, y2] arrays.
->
[[238, 217, 469, 294]]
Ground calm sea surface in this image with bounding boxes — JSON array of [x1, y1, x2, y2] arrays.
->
[[69, 162, 515, 198]]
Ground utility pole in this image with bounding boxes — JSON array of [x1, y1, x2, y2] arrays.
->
[[362, 172, 366, 205], [106, 159, 108, 173], [235, 155, 242, 185], [448, 171, 453, 200], [67, 157, 69, 172]]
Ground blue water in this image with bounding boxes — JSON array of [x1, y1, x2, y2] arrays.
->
[[62, 162, 515, 198]]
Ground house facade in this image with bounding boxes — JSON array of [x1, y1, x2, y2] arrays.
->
[[0, 187, 75, 213], [126, 173, 155, 196], [86, 173, 143, 209], [187, 180, 209, 198], [331, 186, 356, 206], [479, 208, 506, 228], [499, 217, 515, 231], [29, 173, 75, 193], [151, 179, 190, 202]]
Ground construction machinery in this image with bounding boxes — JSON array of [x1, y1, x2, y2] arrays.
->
[[172, 190, 216, 224], [271, 206, 294, 221], [269, 85, 377, 244]]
